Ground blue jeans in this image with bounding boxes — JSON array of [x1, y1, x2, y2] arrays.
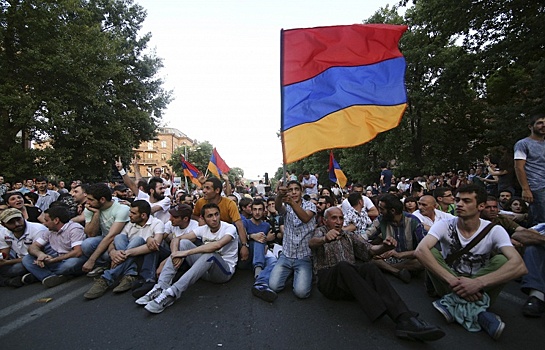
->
[[0, 261, 27, 280], [81, 236, 110, 266], [521, 245, 545, 294], [529, 188, 545, 226], [22, 244, 86, 281], [138, 243, 171, 283], [102, 235, 145, 285], [251, 241, 267, 269], [268, 255, 312, 299], [254, 255, 277, 286], [156, 239, 233, 299]]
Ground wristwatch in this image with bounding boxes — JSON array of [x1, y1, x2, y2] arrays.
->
[[243, 243, 250, 248]]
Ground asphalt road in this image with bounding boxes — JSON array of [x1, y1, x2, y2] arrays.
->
[[0, 269, 543, 350]]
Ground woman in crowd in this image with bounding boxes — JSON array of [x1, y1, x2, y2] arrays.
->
[[403, 197, 418, 214]]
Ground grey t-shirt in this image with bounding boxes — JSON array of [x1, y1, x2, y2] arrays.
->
[[514, 137, 545, 190]]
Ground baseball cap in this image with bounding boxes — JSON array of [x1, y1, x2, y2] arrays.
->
[[0, 208, 23, 224], [169, 204, 192, 218], [113, 184, 128, 192]]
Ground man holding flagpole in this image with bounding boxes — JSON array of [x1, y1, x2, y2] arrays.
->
[[269, 180, 316, 298]]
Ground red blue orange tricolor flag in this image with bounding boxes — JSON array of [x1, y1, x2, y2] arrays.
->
[[328, 151, 347, 189], [280, 24, 408, 164], [207, 148, 231, 179], [181, 155, 202, 188]]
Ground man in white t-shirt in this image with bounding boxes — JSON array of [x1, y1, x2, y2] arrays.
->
[[84, 200, 164, 299], [301, 170, 318, 198], [412, 195, 455, 231], [116, 159, 171, 224], [341, 183, 379, 219], [0, 209, 48, 287], [415, 185, 527, 340], [137, 203, 238, 313]]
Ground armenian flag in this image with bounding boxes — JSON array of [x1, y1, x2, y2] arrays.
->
[[281, 24, 408, 164], [328, 151, 347, 189], [207, 148, 231, 179], [181, 155, 202, 188]]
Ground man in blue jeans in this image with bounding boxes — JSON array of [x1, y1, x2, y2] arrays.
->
[[23, 205, 86, 287], [269, 180, 316, 299], [244, 199, 274, 278], [84, 200, 164, 299]]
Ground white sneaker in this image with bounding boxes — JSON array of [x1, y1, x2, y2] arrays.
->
[[144, 290, 176, 313], [135, 287, 163, 305]]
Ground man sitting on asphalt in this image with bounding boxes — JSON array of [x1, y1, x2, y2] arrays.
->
[[81, 183, 130, 277], [0, 208, 48, 287], [412, 195, 455, 232], [309, 207, 444, 342], [415, 184, 527, 340], [365, 194, 425, 284], [136, 203, 238, 313], [23, 205, 86, 288], [84, 200, 164, 299]]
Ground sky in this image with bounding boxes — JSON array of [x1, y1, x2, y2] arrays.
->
[[135, 0, 397, 180]]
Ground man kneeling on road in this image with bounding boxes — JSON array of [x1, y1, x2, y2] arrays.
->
[[136, 203, 238, 313], [309, 207, 445, 342], [415, 184, 527, 340], [84, 200, 165, 299]]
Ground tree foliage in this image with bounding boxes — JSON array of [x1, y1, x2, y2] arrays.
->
[[0, 0, 171, 182], [285, 1, 544, 187]]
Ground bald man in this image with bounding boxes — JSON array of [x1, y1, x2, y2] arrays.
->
[[412, 195, 455, 231]]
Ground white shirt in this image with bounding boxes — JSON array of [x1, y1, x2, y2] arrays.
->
[[193, 221, 238, 274], [119, 216, 165, 241], [136, 191, 172, 224], [165, 219, 199, 238], [412, 209, 455, 228], [0, 221, 48, 258], [428, 218, 512, 276], [341, 196, 375, 215]]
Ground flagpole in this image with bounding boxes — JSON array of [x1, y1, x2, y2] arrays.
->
[[280, 28, 287, 186]]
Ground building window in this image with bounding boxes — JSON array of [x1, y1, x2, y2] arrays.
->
[[147, 153, 153, 159], [161, 141, 167, 148], [147, 141, 153, 150], [161, 153, 167, 160]]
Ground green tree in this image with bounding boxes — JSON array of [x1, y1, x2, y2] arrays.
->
[[167, 140, 213, 179], [0, 0, 171, 182]]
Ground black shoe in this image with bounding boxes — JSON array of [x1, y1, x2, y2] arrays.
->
[[22, 273, 39, 285], [396, 316, 445, 342], [522, 296, 545, 318], [6, 276, 24, 288], [252, 284, 278, 303], [132, 282, 155, 299]]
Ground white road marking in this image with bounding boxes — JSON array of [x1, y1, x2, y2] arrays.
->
[[0, 283, 89, 338]]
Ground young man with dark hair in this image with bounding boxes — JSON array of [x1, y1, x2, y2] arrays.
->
[[116, 159, 171, 224], [137, 203, 238, 313], [244, 199, 275, 278], [81, 183, 130, 277], [35, 176, 60, 211], [515, 113, 545, 225], [415, 184, 527, 339], [23, 206, 86, 287], [269, 180, 316, 299], [192, 177, 249, 263], [238, 197, 253, 220], [366, 194, 425, 283], [434, 187, 456, 216], [84, 200, 164, 299]]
